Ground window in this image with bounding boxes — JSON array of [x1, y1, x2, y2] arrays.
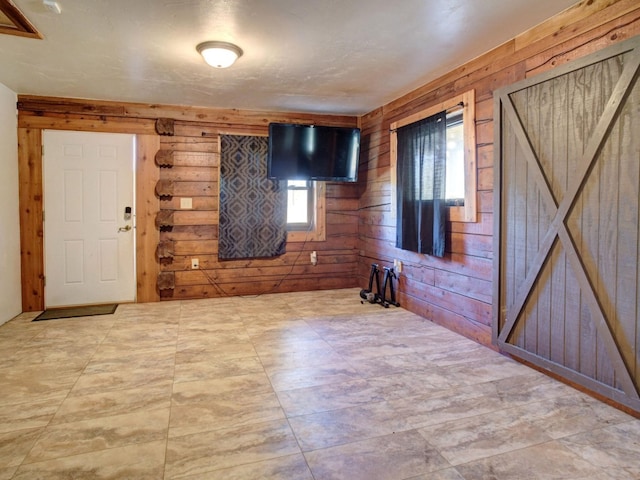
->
[[395, 110, 448, 256], [286, 180, 313, 230], [391, 89, 476, 223], [286, 181, 326, 242], [445, 109, 465, 205]]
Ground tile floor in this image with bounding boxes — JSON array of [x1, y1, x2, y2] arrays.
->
[[0, 288, 639, 479]]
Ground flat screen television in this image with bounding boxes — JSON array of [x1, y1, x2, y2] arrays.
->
[[267, 123, 360, 182]]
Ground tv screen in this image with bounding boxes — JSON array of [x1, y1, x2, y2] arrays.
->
[[267, 123, 360, 182]]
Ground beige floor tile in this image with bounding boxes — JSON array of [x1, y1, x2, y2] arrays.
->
[[436, 354, 535, 386], [267, 361, 362, 391], [51, 381, 173, 424], [0, 395, 66, 433], [172, 372, 273, 399], [473, 369, 577, 406], [29, 319, 113, 342], [174, 341, 257, 363], [165, 419, 300, 479], [0, 345, 96, 373], [112, 314, 180, 329], [407, 468, 466, 480], [304, 310, 400, 337], [68, 364, 174, 397], [0, 288, 638, 478], [384, 372, 573, 431], [388, 383, 507, 429], [304, 429, 450, 480], [25, 408, 170, 463], [0, 427, 42, 468], [246, 321, 322, 342], [253, 336, 334, 357], [0, 466, 17, 480], [346, 350, 452, 377], [277, 378, 386, 417], [101, 326, 179, 349], [257, 343, 343, 370], [419, 406, 552, 465], [0, 368, 77, 407], [169, 390, 285, 438], [177, 328, 250, 348], [12, 440, 166, 480], [367, 369, 465, 399], [173, 355, 264, 383], [409, 342, 501, 367], [289, 401, 413, 451], [559, 420, 640, 479], [175, 453, 314, 479], [515, 393, 634, 440], [455, 441, 617, 480], [84, 345, 176, 374], [331, 340, 416, 360], [178, 319, 245, 333]]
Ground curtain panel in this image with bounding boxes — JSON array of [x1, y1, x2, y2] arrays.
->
[[396, 110, 447, 257], [218, 135, 287, 260]]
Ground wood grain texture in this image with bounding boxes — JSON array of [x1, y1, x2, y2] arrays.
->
[[495, 36, 640, 411], [136, 134, 160, 303], [359, 1, 640, 352], [17, 128, 44, 312], [155, 131, 357, 301], [17, 101, 359, 308], [14, 2, 640, 403]]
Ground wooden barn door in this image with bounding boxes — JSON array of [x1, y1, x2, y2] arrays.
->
[[494, 36, 640, 411]]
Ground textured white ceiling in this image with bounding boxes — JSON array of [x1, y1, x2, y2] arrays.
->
[[0, 0, 578, 115]]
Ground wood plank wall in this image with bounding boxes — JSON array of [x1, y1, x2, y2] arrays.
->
[[17, 100, 359, 310], [15, 0, 640, 323], [358, 0, 640, 347]]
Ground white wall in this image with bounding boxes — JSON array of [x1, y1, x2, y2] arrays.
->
[[0, 82, 21, 325]]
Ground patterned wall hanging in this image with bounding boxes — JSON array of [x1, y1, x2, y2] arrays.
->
[[219, 135, 287, 259]]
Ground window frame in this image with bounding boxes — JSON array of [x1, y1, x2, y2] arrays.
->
[[287, 181, 326, 242], [390, 89, 477, 223]]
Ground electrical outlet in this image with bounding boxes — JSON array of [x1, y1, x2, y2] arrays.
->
[[394, 259, 403, 274], [180, 197, 193, 209], [191, 258, 199, 269], [310, 251, 318, 265]]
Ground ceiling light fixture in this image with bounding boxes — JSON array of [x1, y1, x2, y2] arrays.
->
[[196, 41, 243, 69]]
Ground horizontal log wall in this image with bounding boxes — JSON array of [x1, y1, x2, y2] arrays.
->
[[17, 99, 359, 309], [358, 0, 640, 347], [16, 0, 639, 317]]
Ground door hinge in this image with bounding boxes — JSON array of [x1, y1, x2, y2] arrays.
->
[[42, 210, 45, 222]]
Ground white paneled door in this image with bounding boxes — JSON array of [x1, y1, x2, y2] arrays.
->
[[43, 131, 135, 307]]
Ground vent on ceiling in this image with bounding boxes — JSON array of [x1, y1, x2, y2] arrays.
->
[[0, 0, 42, 39]]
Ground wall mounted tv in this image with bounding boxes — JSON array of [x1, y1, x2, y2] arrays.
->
[[267, 123, 360, 182]]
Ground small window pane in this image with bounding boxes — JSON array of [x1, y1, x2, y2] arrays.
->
[[445, 120, 465, 203], [287, 189, 308, 223]]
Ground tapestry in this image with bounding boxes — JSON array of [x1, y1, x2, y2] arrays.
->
[[218, 135, 287, 259]]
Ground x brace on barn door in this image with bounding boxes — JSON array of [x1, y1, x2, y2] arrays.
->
[[497, 46, 640, 400]]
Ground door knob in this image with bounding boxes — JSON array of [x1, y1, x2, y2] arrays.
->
[[118, 225, 132, 233]]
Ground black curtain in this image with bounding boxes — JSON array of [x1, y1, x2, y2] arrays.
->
[[219, 135, 287, 260], [396, 111, 447, 257]]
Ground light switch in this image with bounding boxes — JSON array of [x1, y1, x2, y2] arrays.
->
[[180, 197, 193, 209]]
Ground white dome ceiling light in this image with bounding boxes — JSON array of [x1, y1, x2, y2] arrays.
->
[[196, 41, 243, 69]]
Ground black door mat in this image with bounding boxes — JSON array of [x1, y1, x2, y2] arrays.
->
[[33, 304, 118, 322]]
